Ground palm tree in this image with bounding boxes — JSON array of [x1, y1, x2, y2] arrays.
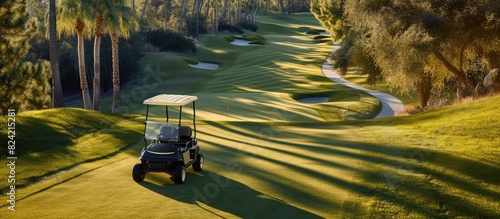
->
[[49, 0, 64, 107], [57, 0, 93, 110], [105, 1, 138, 114], [89, 0, 115, 110]]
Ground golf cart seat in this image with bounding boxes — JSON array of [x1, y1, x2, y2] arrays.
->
[[178, 126, 193, 150], [157, 124, 177, 142]]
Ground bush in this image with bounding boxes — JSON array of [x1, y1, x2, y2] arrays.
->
[[239, 21, 258, 32], [144, 29, 197, 54], [218, 22, 244, 34]]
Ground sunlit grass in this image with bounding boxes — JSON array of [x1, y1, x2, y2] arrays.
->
[[0, 108, 143, 190], [346, 95, 500, 218], [97, 10, 380, 122], [9, 96, 498, 218], [343, 69, 420, 106]]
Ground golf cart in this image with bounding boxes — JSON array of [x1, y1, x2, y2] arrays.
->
[[132, 94, 204, 184]]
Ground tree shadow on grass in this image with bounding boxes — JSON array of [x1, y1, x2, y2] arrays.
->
[[196, 122, 500, 217], [139, 171, 322, 218]]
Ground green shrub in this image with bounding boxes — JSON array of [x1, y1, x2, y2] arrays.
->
[[144, 29, 197, 54], [218, 22, 244, 34], [239, 21, 258, 32]]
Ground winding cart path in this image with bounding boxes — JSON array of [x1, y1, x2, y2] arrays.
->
[[321, 46, 406, 118]]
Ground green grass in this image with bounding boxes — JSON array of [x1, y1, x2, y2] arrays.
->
[[4, 96, 499, 218], [2, 11, 498, 218], [0, 108, 143, 190], [346, 95, 500, 218], [342, 68, 421, 107], [90, 10, 380, 122]]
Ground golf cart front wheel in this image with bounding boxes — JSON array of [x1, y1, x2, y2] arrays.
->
[[173, 165, 186, 184], [193, 154, 204, 172], [132, 163, 146, 182]]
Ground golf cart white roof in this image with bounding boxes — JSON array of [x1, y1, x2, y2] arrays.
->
[[143, 94, 198, 106]]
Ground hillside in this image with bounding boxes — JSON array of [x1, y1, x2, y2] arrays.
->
[[0, 108, 143, 191], [350, 95, 500, 218]]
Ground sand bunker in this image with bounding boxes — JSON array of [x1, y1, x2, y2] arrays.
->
[[297, 97, 329, 104], [188, 62, 219, 70], [231, 39, 257, 46]]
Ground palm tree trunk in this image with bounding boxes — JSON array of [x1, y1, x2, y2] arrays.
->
[[49, 0, 64, 107], [93, 14, 103, 110], [93, 36, 101, 110], [111, 32, 121, 114], [76, 18, 92, 110]]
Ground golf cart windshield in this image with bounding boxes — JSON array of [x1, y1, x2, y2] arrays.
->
[[144, 121, 179, 142]]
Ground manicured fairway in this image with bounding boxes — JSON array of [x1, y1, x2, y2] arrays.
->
[[94, 12, 380, 121], [7, 124, 372, 218], [5, 95, 499, 218]]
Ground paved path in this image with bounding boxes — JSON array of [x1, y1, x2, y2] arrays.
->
[[321, 46, 405, 118]]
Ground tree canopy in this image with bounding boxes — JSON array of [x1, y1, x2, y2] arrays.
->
[[310, 0, 347, 41], [312, 0, 500, 106], [0, 0, 51, 115]]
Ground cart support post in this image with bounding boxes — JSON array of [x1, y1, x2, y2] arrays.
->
[[193, 101, 196, 138], [143, 105, 150, 148], [178, 106, 183, 128], [165, 106, 169, 123]]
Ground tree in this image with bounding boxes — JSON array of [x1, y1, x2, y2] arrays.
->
[[311, 0, 383, 89], [57, 0, 93, 110], [310, 0, 348, 41], [279, 0, 285, 16], [49, 0, 64, 107], [265, 0, 270, 15], [89, 0, 117, 110], [105, 1, 138, 114], [345, 0, 500, 100], [0, 0, 51, 115]]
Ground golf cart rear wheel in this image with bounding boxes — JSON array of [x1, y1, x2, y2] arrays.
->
[[132, 164, 146, 182], [193, 154, 204, 172], [173, 165, 186, 184]]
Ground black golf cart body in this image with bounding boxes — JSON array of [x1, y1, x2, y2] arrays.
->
[[132, 94, 204, 184]]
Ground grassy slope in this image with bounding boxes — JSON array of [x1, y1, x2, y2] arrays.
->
[[0, 108, 143, 191], [345, 95, 500, 218], [342, 69, 421, 107]]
